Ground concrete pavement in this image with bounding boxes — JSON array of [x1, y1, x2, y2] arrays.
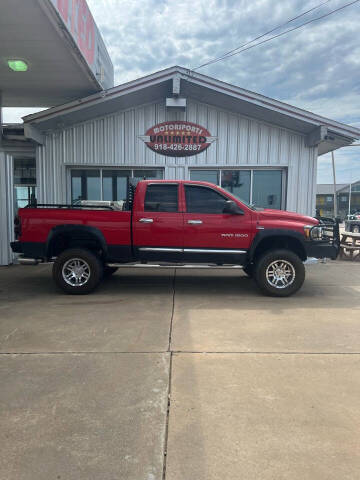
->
[[166, 353, 360, 480], [0, 265, 174, 352], [0, 353, 169, 480], [171, 263, 360, 353], [1, 261, 360, 479]]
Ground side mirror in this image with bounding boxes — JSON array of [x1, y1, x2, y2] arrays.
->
[[223, 200, 244, 215]]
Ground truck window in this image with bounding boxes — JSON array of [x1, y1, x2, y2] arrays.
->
[[144, 184, 178, 212], [185, 185, 228, 214]]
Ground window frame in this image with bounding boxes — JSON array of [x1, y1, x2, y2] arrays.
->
[[69, 167, 164, 203]]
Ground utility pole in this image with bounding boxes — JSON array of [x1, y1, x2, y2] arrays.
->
[[348, 181, 352, 216], [329, 144, 360, 218], [331, 151, 337, 218]]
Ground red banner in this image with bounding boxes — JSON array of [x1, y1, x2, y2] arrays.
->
[[140, 121, 216, 157], [56, 0, 95, 65]]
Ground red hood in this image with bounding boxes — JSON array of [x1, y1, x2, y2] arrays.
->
[[257, 208, 319, 225]]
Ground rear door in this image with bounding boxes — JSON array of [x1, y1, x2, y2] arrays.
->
[[132, 183, 184, 262], [182, 184, 253, 264]]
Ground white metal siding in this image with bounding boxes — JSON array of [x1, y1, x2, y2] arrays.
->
[[0, 153, 14, 265], [36, 98, 317, 215]]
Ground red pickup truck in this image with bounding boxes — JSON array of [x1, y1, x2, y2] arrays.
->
[[11, 180, 339, 297]]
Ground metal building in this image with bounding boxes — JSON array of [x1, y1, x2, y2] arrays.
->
[[0, 0, 114, 265], [1, 66, 360, 265], [317, 181, 360, 218]]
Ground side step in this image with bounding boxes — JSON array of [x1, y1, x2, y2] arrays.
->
[[107, 263, 245, 269], [18, 258, 42, 265]]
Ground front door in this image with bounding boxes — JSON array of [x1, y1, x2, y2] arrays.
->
[[132, 183, 183, 262], [182, 184, 253, 264]]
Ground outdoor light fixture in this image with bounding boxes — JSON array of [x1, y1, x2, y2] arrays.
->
[[7, 60, 28, 72]]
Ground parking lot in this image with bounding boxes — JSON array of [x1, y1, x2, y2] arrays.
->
[[1, 261, 360, 480]]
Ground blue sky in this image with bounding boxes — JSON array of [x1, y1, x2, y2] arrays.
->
[[3, 0, 360, 184]]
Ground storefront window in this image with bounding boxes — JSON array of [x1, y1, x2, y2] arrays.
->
[[252, 170, 282, 209], [86, 170, 101, 200], [102, 170, 131, 202], [71, 168, 163, 203], [14, 158, 36, 210], [190, 168, 285, 209], [190, 170, 219, 184], [221, 170, 251, 203], [71, 175, 82, 202], [71, 169, 101, 203], [132, 169, 163, 183]]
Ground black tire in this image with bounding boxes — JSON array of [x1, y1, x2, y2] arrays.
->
[[353, 225, 360, 233], [104, 266, 118, 277], [254, 249, 305, 297], [242, 264, 254, 278], [52, 248, 103, 294]]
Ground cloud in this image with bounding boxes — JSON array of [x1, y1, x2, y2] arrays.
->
[[3, 0, 359, 182]]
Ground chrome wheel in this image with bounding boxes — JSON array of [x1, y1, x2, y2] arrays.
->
[[62, 258, 91, 287], [265, 260, 295, 289]]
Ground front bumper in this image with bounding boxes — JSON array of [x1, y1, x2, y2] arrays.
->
[[305, 243, 339, 260], [305, 218, 340, 260]]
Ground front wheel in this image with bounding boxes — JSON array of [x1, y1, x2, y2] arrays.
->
[[254, 249, 305, 297], [52, 248, 103, 294], [353, 225, 360, 233]]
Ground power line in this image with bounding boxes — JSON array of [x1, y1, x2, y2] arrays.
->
[[193, 0, 334, 70], [193, 0, 359, 71]]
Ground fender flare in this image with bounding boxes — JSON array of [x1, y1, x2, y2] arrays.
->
[[247, 229, 307, 262], [46, 224, 108, 259]]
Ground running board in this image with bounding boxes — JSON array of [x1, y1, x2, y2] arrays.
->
[[18, 257, 42, 265], [107, 263, 245, 269]]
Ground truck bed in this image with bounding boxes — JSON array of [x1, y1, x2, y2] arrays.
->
[[17, 207, 132, 261]]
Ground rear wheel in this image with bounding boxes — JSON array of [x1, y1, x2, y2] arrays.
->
[[52, 248, 103, 294], [254, 249, 305, 297]]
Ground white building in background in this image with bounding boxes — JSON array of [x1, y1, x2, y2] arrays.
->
[[2, 66, 360, 265]]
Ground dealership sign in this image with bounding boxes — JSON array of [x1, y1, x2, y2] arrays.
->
[[139, 121, 217, 157], [51, 0, 114, 89], [53, 0, 95, 64]]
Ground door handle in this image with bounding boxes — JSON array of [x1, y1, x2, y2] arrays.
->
[[139, 218, 154, 223], [188, 220, 203, 224]]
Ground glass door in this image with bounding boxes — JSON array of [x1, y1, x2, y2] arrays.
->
[[14, 158, 36, 211]]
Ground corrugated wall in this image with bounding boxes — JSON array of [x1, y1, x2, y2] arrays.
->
[[37, 98, 317, 215], [0, 153, 14, 265]]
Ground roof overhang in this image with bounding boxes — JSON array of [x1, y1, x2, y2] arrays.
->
[[0, 124, 37, 156], [23, 66, 360, 154], [0, 0, 113, 107]]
